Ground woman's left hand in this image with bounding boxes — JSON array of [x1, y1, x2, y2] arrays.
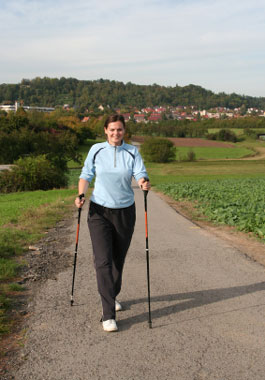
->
[[138, 178, 151, 191]]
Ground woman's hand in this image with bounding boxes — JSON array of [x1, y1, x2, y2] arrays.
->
[[75, 195, 85, 208], [75, 179, 89, 208], [138, 177, 151, 191]]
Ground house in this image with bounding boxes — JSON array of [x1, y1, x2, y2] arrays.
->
[[134, 114, 146, 123], [121, 113, 131, 122], [148, 113, 162, 122]]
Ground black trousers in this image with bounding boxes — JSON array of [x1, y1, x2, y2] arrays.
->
[[88, 201, 136, 321]]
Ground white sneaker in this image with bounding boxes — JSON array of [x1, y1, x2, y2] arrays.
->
[[115, 300, 122, 312], [102, 319, 118, 332]]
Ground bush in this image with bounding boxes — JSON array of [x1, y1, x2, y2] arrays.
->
[[207, 129, 238, 143], [186, 150, 196, 162], [244, 128, 259, 139], [140, 137, 176, 163], [178, 149, 196, 162], [217, 129, 238, 142], [0, 155, 67, 193]]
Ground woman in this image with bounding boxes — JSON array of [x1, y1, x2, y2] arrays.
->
[[75, 114, 150, 332]]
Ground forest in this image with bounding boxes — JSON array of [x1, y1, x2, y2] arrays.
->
[[1, 77, 265, 112]]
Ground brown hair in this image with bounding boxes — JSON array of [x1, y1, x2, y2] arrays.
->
[[104, 114, 125, 129]]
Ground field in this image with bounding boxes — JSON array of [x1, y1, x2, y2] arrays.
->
[[156, 178, 265, 241], [143, 134, 265, 244], [132, 136, 258, 160]]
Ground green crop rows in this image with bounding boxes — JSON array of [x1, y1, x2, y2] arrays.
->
[[157, 178, 265, 241]]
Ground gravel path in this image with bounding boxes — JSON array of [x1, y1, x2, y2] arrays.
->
[[12, 186, 265, 380]]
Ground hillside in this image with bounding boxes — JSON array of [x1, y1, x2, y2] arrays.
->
[[1, 77, 265, 112]]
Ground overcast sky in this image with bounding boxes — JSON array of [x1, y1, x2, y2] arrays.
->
[[1, 0, 265, 97]]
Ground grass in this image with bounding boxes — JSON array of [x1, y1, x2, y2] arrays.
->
[[68, 138, 104, 169], [146, 160, 265, 186], [207, 128, 265, 136], [0, 188, 78, 337], [175, 146, 253, 160]]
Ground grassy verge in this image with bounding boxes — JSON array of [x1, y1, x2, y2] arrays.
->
[[0, 189, 77, 337]]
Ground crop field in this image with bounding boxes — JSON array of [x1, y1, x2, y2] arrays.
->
[[157, 178, 265, 241]]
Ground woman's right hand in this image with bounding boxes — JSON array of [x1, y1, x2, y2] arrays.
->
[[75, 195, 85, 208]]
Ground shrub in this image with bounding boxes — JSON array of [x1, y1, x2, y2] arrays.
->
[[140, 137, 176, 163], [0, 155, 67, 193], [207, 129, 238, 143], [178, 150, 196, 162], [186, 150, 196, 162], [217, 129, 238, 142], [244, 128, 258, 139]]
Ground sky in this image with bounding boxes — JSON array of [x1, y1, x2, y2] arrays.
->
[[1, 0, 265, 97]]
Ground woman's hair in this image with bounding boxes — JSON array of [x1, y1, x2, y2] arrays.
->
[[104, 114, 125, 129]]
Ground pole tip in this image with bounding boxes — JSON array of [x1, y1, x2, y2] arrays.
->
[[70, 299, 74, 306], [149, 321, 152, 329]]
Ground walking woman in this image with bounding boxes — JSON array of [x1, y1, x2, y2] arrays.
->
[[75, 114, 150, 332]]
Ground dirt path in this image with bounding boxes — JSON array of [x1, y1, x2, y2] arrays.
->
[[10, 186, 265, 380]]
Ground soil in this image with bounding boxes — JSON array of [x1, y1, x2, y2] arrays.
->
[[132, 136, 235, 148]]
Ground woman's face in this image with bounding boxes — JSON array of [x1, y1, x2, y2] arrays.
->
[[104, 121, 125, 146]]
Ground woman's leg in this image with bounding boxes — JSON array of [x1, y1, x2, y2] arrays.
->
[[88, 203, 116, 321], [111, 204, 136, 297]]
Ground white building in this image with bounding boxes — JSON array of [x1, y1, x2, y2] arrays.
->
[[0, 101, 54, 113]]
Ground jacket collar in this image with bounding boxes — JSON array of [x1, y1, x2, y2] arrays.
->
[[105, 140, 125, 150]]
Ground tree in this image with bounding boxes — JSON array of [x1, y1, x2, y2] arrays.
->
[[140, 137, 176, 163]]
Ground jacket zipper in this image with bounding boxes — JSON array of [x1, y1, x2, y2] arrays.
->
[[114, 146, 117, 168]]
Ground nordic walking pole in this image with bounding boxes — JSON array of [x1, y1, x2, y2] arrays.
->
[[143, 178, 152, 329], [70, 205, 82, 306]]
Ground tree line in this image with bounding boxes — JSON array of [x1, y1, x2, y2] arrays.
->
[[125, 117, 265, 138], [1, 77, 265, 112], [0, 108, 95, 192]]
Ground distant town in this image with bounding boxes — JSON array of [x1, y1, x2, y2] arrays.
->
[[114, 105, 265, 123], [1, 101, 265, 124]]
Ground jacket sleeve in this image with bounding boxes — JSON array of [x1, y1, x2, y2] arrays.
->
[[79, 146, 96, 183], [132, 148, 149, 181]]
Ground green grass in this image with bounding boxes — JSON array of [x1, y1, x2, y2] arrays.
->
[[68, 138, 104, 169], [146, 160, 265, 186], [0, 189, 77, 227], [176, 146, 253, 160], [0, 188, 78, 337], [207, 128, 265, 136]]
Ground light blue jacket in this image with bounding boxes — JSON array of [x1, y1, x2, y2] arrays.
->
[[80, 141, 148, 208]]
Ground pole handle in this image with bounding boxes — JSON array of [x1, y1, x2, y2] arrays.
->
[[142, 177, 149, 202]]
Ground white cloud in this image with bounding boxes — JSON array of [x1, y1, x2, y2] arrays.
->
[[1, 0, 265, 96]]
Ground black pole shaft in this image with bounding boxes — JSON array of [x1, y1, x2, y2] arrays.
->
[[144, 190, 152, 328], [71, 207, 82, 306]]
